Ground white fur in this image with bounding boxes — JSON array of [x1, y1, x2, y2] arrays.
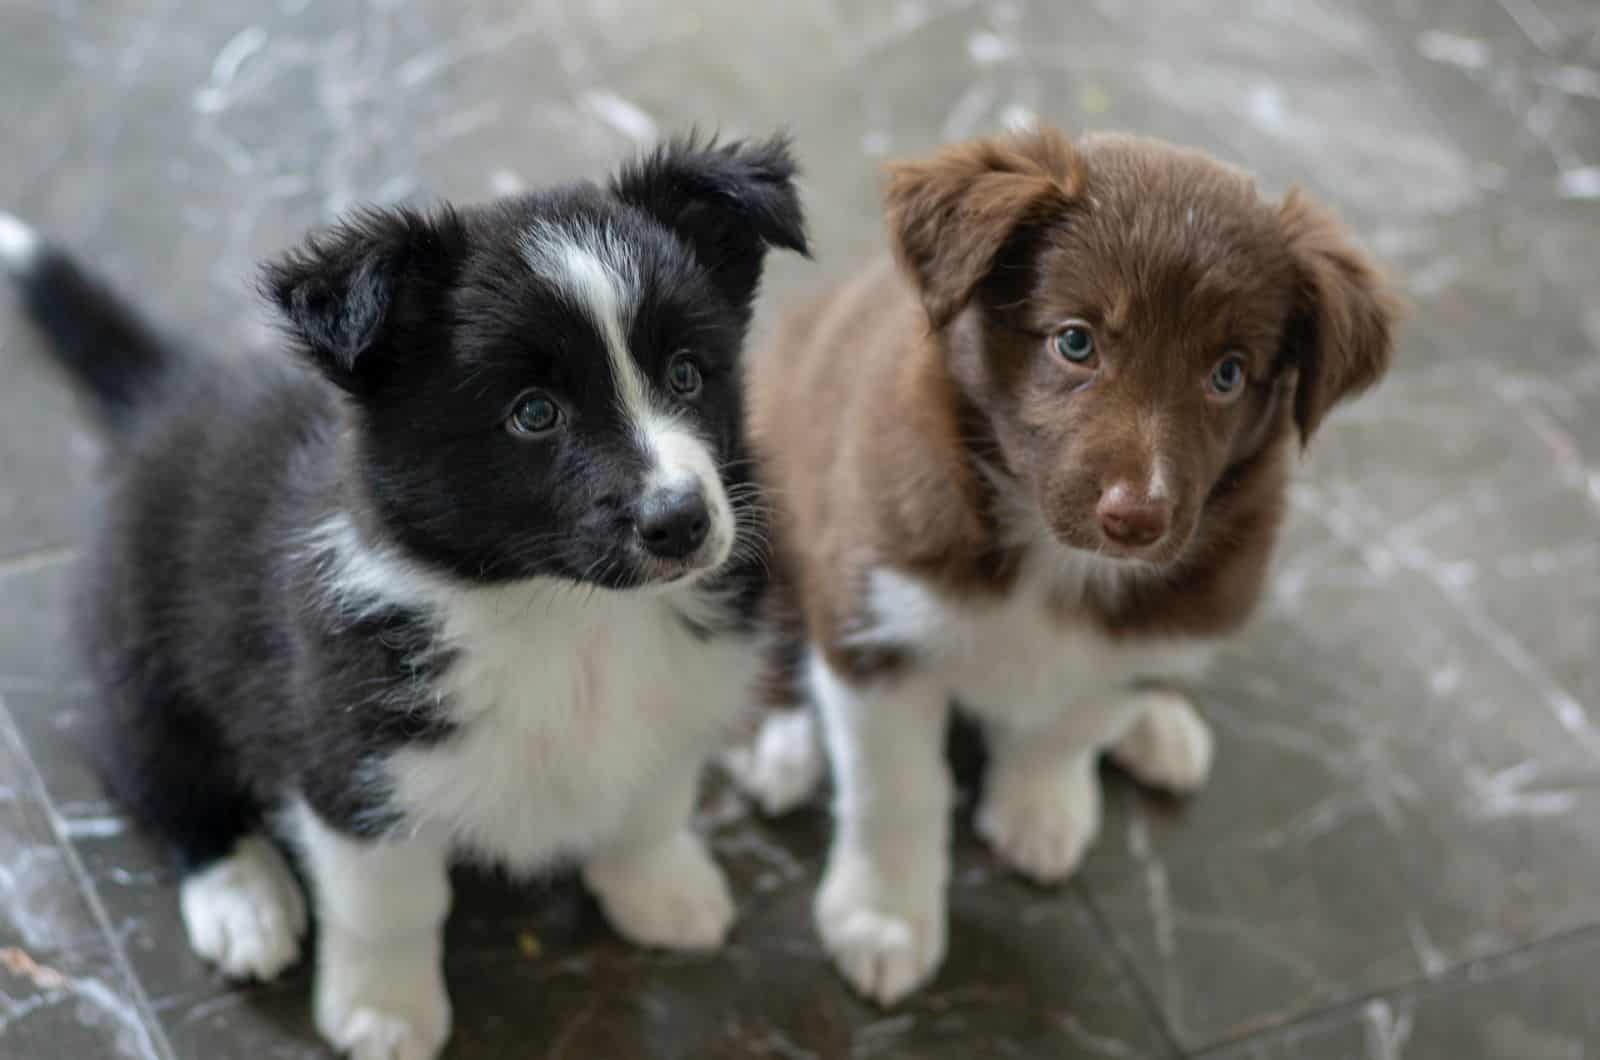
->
[[811, 657, 950, 1005], [643, 418, 737, 569], [721, 708, 825, 816], [1108, 689, 1215, 793], [1149, 457, 1174, 503], [288, 514, 760, 1055], [582, 772, 736, 951], [740, 539, 1213, 814], [858, 561, 1214, 728], [520, 220, 734, 564], [522, 219, 646, 423], [308, 514, 759, 872], [799, 526, 1217, 1004], [975, 726, 1101, 885], [0, 212, 42, 271], [291, 801, 452, 1060], [179, 835, 307, 981]]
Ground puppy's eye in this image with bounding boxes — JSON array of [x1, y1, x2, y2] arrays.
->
[[1207, 354, 1248, 401], [666, 352, 703, 397], [507, 392, 562, 437], [1053, 323, 1096, 365]]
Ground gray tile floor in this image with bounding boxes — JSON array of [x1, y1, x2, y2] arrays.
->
[[2, 0, 1598, 1057]]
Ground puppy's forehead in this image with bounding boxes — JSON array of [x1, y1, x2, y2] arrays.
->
[[521, 216, 641, 357], [1038, 150, 1295, 338], [451, 198, 717, 387]]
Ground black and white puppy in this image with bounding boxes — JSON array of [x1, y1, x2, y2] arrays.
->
[[0, 135, 806, 1060]]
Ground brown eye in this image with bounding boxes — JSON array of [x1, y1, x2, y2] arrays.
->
[[1053, 322, 1096, 364], [1208, 354, 1248, 401]]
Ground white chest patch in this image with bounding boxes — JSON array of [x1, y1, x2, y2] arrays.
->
[[312, 518, 760, 873], [849, 547, 1214, 729]]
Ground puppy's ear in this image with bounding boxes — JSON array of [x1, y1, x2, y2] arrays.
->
[[1278, 188, 1401, 444], [611, 132, 809, 314], [886, 128, 1083, 329], [261, 205, 466, 394]]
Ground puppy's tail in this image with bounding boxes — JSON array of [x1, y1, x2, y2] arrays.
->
[[1, 212, 174, 428]]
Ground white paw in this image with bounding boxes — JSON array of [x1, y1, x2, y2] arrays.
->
[[721, 709, 825, 816], [815, 848, 946, 1006], [977, 756, 1100, 884], [315, 932, 450, 1060], [179, 836, 307, 981], [1110, 692, 1214, 794], [585, 833, 735, 951]]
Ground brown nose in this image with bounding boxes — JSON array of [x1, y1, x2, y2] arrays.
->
[[1097, 484, 1171, 549]]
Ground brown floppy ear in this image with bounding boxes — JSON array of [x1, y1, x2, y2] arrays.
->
[[885, 128, 1083, 329], [1278, 187, 1402, 443]]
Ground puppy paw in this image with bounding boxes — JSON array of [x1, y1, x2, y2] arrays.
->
[[977, 756, 1100, 884], [815, 850, 945, 1006], [721, 709, 824, 816], [179, 835, 307, 981], [315, 933, 450, 1060], [585, 832, 735, 951], [1110, 692, 1214, 794]]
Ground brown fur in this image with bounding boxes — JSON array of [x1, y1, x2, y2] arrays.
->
[[749, 127, 1400, 687]]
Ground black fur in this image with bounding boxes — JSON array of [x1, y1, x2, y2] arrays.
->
[[7, 135, 807, 862], [6, 244, 176, 426], [612, 132, 809, 314]]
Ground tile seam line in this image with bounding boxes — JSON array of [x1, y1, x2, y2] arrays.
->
[[1184, 920, 1600, 1057], [0, 692, 179, 1060], [1071, 876, 1187, 1058]]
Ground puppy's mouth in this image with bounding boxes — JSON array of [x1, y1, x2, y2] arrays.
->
[[1092, 534, 1183, 567], [629, 530, 734, 587], [1048, 518, 1194, 570]]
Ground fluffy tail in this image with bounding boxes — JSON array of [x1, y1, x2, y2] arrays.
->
[[1, 212, 173, 427]]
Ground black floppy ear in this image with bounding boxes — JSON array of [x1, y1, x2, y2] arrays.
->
[[610, 132, 810, 312], [261, 205, 466, 394]]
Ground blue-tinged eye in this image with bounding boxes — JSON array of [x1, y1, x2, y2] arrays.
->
[[667, 351, 703, 396], [1208, 354, 1247, 399], [508, 392, 561, 436], [1053, 324, 1095, 364]]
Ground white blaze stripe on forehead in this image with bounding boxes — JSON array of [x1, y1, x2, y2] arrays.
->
[[520, 220, 651, 430], [1149, 457, 1173, 502], [520, 220, 734, 563]]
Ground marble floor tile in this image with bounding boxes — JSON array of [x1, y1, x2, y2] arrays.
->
[[1197, 927, 1600, 1060], [3, 0, 1598, 1056]]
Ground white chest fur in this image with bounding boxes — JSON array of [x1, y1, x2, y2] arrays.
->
[[851, 548, 1214, 730], [310, 517, 758, 874], [381, 583, 759, 872]]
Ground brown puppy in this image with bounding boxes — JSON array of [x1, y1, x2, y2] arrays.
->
[[727, 126, 1400, 1004]]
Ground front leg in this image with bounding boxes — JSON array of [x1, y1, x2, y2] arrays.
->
[[582, 758, 735, 951], [292, 802, 452, 1060], [1108, 689, 1215, 794], [978, 689, 1213, 884], [977, 719, 1103, 886], [721, 707, 826, 817], [977, 693, 1152, 885], [812, 654, 951, 1006]]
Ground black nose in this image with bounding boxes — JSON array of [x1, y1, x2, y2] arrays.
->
[[636, 488, 710, 560]]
